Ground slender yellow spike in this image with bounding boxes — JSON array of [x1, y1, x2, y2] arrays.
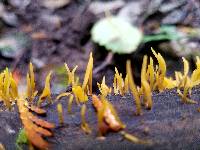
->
[[26, 73, 31, 100], [148, 57, 154, 90], [56, 92, 71, 101], [29, 62, 35, 94], [182, 57, 189, 76], [38, 71, 52, 106], [113, 74, 118, 94], [126, 60, 142, 115], [141, 55, 148, 81], [141, 80, 152, 109], [124, 74, 129, 93], [82, 52, 93, 95], [57, 103, 64, 125], [141, 55, 153, 109], [118, 73, 124, 95], [26, 62, 37, 101], [151, 48, 166, 91], [68, 94, 74, 114], [64, 63, 78, 86], [81, 104, 92, 134], [191, 56, 200, 86], [10, 77, 18, 99]]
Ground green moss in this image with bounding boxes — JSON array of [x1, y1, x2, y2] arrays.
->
[[16, 128, 28, 150]]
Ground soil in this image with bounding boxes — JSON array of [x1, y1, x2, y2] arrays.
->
[[1, 86, 200, 150]]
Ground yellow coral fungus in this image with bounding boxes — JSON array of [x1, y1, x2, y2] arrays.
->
[[163, 77, 176, 89], [38, 71, 52, 106], [68, 94, 74, 114], [126, 60, 142, 115], [151, 47, 166, 91], [26, 62, 37, 102], [124, 74, 129, 93], [191, 56, 200, 86], [97, 76, 112, 97], [0, 68, 18, 109], [72, 85, 88, 103], [64, 63, 78, 86], [141, 55, 153, 109], [57, 103, 64, 125], [147, 57, 154, 90], [54, 92, 75, 114], [82, 52, 93, 95], [81, 104, 92, 134], [176, 58, 197, 104], [92, 95, 125, 135], [113, 67, 129, 96], [56, 92, 71, 101]]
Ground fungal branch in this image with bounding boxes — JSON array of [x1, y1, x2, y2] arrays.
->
[[81, 104, 92, 134], [97, 76, 112, 97], [0, 68, 18, 110], [82, 52, 93, 95], [71, 52, 93, 103], [26, 62, 38, 102], [141, 55, 153, 109], [64, 63, 78, 86], [191, 56, 200, 87], [176, 58, 197, 104], [151, 48, 166, 92], [113, 67, 129, 95], [38, 71, 52, 106], [126, 60, 142, 115]]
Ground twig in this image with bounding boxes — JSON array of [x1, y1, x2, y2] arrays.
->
[[93, 52, 113, 75]]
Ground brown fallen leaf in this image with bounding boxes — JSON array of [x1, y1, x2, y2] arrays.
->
[[17, 97, 55, 149], [92, 95, 125, 135]]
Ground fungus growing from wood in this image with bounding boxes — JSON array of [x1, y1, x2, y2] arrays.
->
[[113, 67, 129, 96], [0, 68, 18, 109], [68, 94, 74, 114], [26, 62, 37, 102], [56, 92, 71, 101], [151, 47, 166, 91], [38, 71, 52, 106], [82, 52, 93, 95], [141, 55, 153, 109], [55, 92, 75, 114], [57, 103, 64, 125], [126, 60, 142, 115], [64, 63, 78, 86], [176, 57, 197, 104], [97, 76, 112, 97], [72, 85, 88, 103], [81, 104, 92, 134]]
